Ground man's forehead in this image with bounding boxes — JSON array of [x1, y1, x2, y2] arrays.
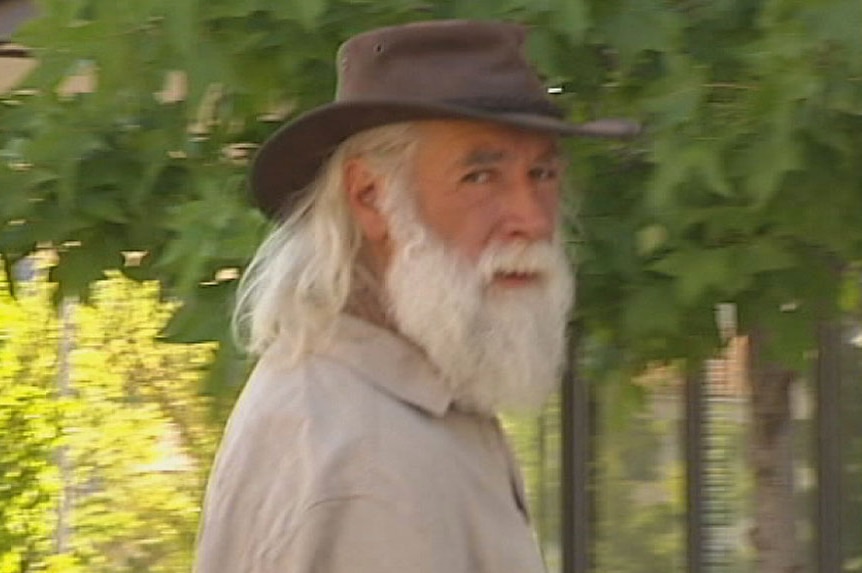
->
[[415, 119, 562, 162], [458, 144, 561, 168]]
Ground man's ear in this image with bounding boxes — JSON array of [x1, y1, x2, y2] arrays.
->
[[344, 157, 389, 243]]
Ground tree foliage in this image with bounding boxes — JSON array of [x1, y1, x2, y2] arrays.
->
[[2, 2, 862, 571], [0, 264, 223, 572], [2, 0, 861, 384], [0, 273, 60, 572]]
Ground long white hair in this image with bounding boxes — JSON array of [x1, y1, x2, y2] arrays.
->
[[233, 123, 418, 362]]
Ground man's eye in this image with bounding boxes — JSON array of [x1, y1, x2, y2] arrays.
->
[[530, 166, 559, 181], [462, 170, 494, 184]]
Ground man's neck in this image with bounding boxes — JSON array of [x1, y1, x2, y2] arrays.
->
[[344, 264, 396, 332]]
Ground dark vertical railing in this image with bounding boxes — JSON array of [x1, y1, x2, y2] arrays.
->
[[816, 321, 843, 573], [561, 330, 848, 573], [685, 369, 705, 573], [562, 326, 591, 573]]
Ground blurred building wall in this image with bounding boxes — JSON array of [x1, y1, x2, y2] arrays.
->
[[0, 0, 36, 92]]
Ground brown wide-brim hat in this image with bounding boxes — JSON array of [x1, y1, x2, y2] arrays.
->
[[252, 20, 640, 220]]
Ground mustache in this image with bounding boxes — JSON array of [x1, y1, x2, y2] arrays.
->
[[476, 240, 563, 284]]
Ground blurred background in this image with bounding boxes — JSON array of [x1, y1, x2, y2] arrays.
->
[[2, 0, 862, 572]]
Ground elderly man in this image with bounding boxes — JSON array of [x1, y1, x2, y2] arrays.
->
[[195, 19, 635, 573]]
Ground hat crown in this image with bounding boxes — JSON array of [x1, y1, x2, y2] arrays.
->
[[336, 20, 554, 114]]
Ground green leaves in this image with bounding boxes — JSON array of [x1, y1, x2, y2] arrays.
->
[[597, 0, 682, 70], [551, 0, 589, 43], [0, 269, 225, 570], [160, 280, 251, 401], [740, 129, 801, 206], [281, 0, 330, 29], [622, 281, 680, 340], [642, 55, 707, 130], [652, 247, 733, 304], [3, 0, 862, 386], [648, 136, 731, 209], [649, 240, 795, 306], [50, 242, 113, 301], [161, 281, 235, 345], [802, 0, 862, 72]]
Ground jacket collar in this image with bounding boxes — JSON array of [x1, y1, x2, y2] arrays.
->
[[323, 314, 454, 417]]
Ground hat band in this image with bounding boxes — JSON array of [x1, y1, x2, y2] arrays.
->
[[441, 95, 565, 119]]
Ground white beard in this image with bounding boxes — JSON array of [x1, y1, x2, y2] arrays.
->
[[381, 184, 575, 416]]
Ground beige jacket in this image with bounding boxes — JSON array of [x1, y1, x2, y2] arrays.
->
[[194, 315, 546, 573]]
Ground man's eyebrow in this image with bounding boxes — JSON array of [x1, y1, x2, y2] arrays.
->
[[458, 143, 564, 168], [459, 148, 506, 168]]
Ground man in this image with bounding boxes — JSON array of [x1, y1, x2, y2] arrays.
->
[[195, 19, 636, 573]]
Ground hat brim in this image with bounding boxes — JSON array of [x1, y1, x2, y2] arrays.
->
[[251, 100, 640, 220]]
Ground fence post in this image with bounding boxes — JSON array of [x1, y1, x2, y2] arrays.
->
[[686, 369, 705, 573], [816, 321, 843, 573], [562, 326, 592, 573]]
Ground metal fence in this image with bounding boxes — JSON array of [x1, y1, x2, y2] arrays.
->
[[560, 320, 859, 573]]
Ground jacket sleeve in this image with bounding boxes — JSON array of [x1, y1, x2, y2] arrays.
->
[[277, 496, 435, 573]]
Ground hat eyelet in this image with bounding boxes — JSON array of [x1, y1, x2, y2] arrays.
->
[[374, 43, 385, 54]]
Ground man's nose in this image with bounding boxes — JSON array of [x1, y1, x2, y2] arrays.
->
[[499, 176, 558, 242]]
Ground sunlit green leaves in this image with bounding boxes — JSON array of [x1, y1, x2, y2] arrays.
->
[[0, 267, 222, 571], [0, 268, 62, 570]]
